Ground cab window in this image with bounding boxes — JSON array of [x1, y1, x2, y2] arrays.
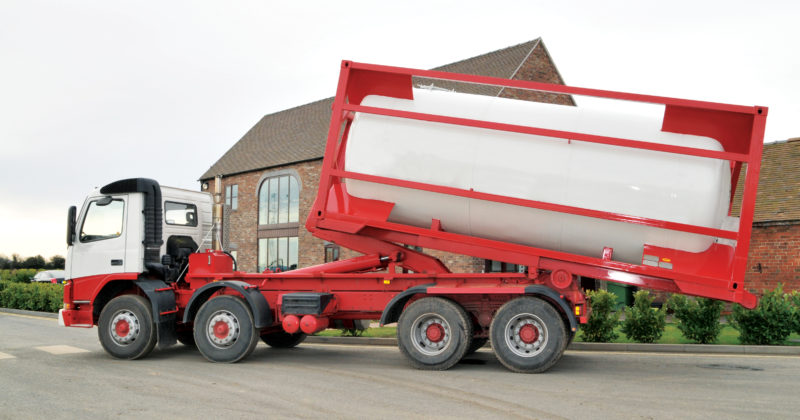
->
[[165, 201, 198, 226], [80, 199, 124, 242]]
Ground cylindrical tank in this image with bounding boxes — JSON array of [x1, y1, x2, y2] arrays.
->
[[344, 88, 730, 264]]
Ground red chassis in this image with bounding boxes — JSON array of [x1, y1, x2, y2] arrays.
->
[[62, 61, 766, 372]]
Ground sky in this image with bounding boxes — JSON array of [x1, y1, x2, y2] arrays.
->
[[1, 0, 798, 259]]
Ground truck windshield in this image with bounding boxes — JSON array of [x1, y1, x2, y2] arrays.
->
[[80, 199, 124, 242]]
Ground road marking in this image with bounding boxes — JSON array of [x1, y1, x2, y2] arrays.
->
[[35, 345, 89, 355], [0, 312, 58, 321], [0, 352, 16, 360]]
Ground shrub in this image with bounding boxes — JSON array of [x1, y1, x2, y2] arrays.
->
[[668, 294, 723, 344], [0, 281, 63, 313], [581, 289, 619, 342], [0, 269, 38, 283], [729, 284, 794, 345], [621, 290, 666, 343]]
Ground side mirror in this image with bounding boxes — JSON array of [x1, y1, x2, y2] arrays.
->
[[66, 206, 77, 246]]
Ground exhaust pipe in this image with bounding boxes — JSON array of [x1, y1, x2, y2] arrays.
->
[[213, 175, 223, 251]]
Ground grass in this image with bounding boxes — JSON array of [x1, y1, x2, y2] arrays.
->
[[315, 324, 800, 346], [576, 324, 800, 346]]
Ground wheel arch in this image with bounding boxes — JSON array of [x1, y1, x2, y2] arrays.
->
[[524, 285, 578, 334], [183, 281, 272, 329], [92, 278, 179, 348], [379, 283, 435, 326]]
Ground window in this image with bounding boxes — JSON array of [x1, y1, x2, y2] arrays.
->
[[225, 184, 238, 210], [484, 260, 525, 273], [80, 199, 124, 242], [258, 173, 301, 272], [324, 242, 340, 262], [164, 201, 198, 226], [258, 237, 298, 272], [258, 175, 299, 225]]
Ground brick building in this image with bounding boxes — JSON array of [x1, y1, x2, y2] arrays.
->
[[735, 138, 800, 293], [199, 38, 574, 273]]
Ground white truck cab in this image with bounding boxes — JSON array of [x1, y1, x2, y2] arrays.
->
[[66, 178, 212, 281]]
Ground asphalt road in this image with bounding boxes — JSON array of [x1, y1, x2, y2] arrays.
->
[[1, 312, 798, 420]]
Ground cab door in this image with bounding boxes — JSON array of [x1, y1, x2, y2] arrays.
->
[[69, 195, 128, 279]]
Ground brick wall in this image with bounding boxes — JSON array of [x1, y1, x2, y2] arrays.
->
[[744, 222, 800, 293]]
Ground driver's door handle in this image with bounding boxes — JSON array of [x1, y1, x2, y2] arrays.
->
[[110, 259, 123, 266]]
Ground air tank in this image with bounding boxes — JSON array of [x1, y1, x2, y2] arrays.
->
[[344, 88, 731, 264]]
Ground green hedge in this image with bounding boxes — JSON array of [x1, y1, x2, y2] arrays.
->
[[0, 280, 63, 313], [729, 284, 795, 345], [581, 289, 619, 342], [668, 295, 724, 344], [621, 290, 666, 343], [0, 268, 40, 283]]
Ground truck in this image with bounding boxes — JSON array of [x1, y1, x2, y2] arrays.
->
[[60, 61, 767, 373]]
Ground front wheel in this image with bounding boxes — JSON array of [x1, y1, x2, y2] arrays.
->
[[97, 295, 157, 360], [490, 297, 566, 373], [194, 295, 259, 363], [397, 297, 472, 370]]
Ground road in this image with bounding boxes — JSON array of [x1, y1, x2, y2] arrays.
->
[[1, 312, 798, 419]]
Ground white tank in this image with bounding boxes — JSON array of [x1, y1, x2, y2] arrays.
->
[[344, 88, 731, 264]]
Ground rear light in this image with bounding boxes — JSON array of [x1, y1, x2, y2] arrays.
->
[[51, 279, 57, 284]]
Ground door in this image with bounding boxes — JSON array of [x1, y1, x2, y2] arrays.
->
[[69, 196, 128, 279]]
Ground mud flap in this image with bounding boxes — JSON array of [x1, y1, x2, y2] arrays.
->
[[135, 278, 178, 348]]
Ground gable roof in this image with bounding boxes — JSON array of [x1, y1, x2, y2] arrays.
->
[[200, 39, 557, 180], [731, 138, 800, 223]]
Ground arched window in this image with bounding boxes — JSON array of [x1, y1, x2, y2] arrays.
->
[[257, 173, 300, 272]]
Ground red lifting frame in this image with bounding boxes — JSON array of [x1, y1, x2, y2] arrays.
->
[[307, 60, 767, 309]]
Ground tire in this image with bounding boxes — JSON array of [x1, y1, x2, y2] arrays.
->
[[397, 297, 472, 370], [490, 297, 566, 373], [177, 330, 196, 347], [97, 295, 157, 360], [465, 337, 489, 355], [261, 331, 307, 348], [194, 295, 259, 363]]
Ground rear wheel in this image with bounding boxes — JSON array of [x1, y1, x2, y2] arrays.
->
[[397, 297, 472, 370], [261, 331, 306, 348], [98, 295, 157, 360], [490, 297, 566, 373], [194, 295, 259, 363]]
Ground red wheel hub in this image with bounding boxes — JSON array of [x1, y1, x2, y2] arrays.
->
[[213, 320, 230, 339], [519, 324, 539, 344], [426, 323, 445, 342], [115, 319, 130, 338]]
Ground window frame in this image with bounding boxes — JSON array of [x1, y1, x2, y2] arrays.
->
[[79, 198, 125, 243], [164, 201, 199, 227]]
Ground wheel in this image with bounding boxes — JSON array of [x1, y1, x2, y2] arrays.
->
[[97, 295, 157, 360], [177, 330, 196, 347], [465, 337, 489, 355], [490, 297, 566, 373], [397, 297, 472, 370], [193, 295, 259, 363], [261, 331, 307, 348]]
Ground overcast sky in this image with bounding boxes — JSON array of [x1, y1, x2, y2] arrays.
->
[[1, 0, 797, 259]]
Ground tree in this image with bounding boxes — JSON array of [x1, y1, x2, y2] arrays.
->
[[48, 255, 65, 269]]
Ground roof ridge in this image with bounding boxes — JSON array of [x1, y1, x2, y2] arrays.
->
[[431, 38, 542, 71]]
